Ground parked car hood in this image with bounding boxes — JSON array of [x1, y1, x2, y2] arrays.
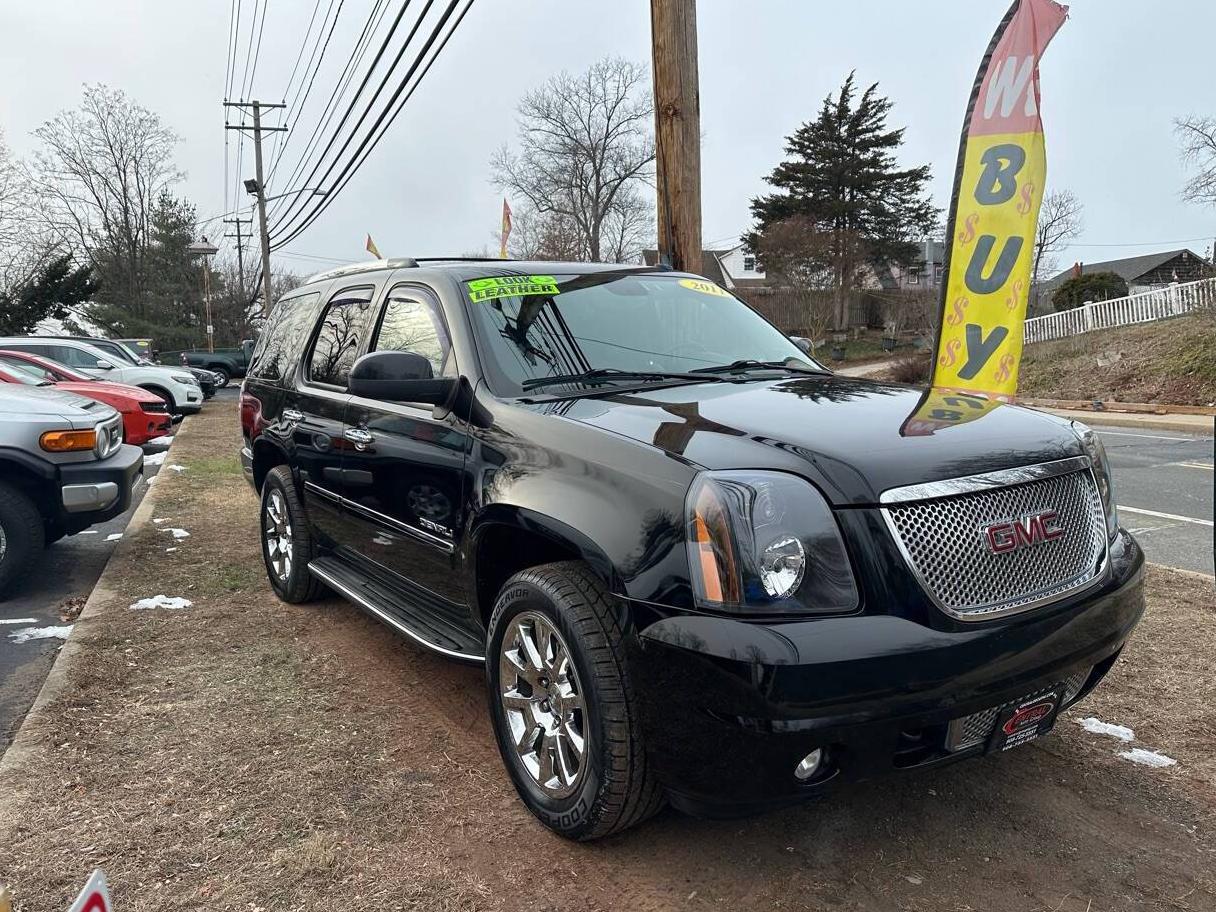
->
[[0, 383, 118, 426], [55, 380, 160, 406], [554, 375, 1084, 506]]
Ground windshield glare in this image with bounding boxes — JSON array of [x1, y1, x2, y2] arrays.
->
[[465, 272, 821, 396]]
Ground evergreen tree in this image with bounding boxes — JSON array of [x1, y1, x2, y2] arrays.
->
[[745, 72, 939, 327], [0, 254, 98, 335]]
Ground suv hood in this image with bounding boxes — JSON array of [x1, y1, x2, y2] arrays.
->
[[0, 383, 117, 425], [554, 376, 1084, 505]]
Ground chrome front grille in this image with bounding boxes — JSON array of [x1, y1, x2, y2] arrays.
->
[[882, 459, 1107, 621]]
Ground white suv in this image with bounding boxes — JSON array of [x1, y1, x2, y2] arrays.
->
[[0, 337, 202, 414]]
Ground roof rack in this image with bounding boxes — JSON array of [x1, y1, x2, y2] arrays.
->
[[303, 257, 419, 285]]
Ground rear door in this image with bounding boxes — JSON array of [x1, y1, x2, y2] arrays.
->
[[292, 284, 381, 550], [339, 282, 472, 603]]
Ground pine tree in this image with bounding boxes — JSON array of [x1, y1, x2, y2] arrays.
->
[[0, 254, 98, 335], [745, 72, 939, 327]]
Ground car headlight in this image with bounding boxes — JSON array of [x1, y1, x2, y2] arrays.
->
[[1072, 422, 1118, 541], [686, 470, 859, 614], [172, 373, 197, 385]]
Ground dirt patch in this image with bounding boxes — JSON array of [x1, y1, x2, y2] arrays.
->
[[1, 403, 1213, 911], [1017, 313, 1216, 406]]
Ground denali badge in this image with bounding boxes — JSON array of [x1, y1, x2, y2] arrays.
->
[[982, 510, 1064, 555]]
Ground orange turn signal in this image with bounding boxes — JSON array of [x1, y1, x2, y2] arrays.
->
[[39, 429, 96, 452], [691, 483, 740, 605]]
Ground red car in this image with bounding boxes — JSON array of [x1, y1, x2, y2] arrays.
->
[[0, 349, 173, 445]]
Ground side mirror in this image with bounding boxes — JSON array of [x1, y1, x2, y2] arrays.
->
[[790, 336, 813, 355], [95, 359, 114, 370], [347, 350, 457, 405]]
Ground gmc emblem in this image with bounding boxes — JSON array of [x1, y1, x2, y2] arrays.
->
[[983, 510, 1064, 555]]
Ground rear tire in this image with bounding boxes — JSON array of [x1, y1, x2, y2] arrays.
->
[[260, 465, 325, 603], [486, 561, 664, 840], [0, 483, 44, 598]]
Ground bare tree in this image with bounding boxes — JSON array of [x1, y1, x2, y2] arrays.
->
[[1176, 115, 1216, 208], [27, 84, 181, 310], [506, 206, 584, 262], [1031, 189, 1083, 309], [492, 57, 655, 263]]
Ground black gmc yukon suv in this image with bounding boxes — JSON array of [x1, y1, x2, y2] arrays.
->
[[239, 259, 1144, 840]]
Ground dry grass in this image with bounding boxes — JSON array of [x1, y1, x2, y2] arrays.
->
[[0, 403, 1213, 912]]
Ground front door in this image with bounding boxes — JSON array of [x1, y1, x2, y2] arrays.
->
[[293, 284, 380, 550], [338, 283, 471, 605]]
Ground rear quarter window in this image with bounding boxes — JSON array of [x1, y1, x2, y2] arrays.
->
[[248, 292, 323, 383]]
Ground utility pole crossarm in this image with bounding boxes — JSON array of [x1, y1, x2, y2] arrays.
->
[[223, 99, 281, 315]]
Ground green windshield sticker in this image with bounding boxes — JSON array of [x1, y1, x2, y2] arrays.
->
[[467, 275, 560, 302]]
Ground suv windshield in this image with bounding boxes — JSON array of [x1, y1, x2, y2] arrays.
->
[[464, 271, 823, 397]]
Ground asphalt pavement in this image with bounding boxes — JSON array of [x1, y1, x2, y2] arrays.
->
[[1094, 421, 1214, 576]]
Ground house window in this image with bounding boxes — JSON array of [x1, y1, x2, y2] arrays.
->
[[934, 264, 943, 283], [907, 269, 920, 285], [742, 254, 756, 272]]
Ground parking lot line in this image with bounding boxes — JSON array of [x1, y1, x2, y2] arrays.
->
[[1174, 461, 1213, 471], [1095, 430, 1196, 442], [1118, 505, 1214, 527]]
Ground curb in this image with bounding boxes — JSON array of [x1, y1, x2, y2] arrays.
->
[[0, 432, 179, 796], [1033, 408, 1214, 435]]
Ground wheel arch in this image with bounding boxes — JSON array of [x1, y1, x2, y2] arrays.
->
[[469, 506, 624, 628], [251, 436, 291, 493]]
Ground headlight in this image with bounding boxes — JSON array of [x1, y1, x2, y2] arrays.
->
[[172, 373, 197, 385], [1072, 422, 1118, 540], [686, 470, 858, 614]]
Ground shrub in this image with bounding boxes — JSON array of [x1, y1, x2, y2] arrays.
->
[[1052, 272, 1129, 311], [888, 353, 931, 384]]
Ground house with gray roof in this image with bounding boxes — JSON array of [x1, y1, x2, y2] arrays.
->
[[1041, 248, 1214, 297]]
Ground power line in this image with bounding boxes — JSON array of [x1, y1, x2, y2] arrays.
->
[[271, 0, 346, 180], [267, 0, 428, 235], [278, 0, 325, 105], [271, 0, 474, 249]]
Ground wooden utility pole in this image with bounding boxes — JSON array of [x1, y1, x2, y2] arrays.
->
[[224, 100, 286, 315], [650, 0, 702, 276], [223, 215, 252, 302]]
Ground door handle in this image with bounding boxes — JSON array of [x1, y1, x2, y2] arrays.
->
[[283, 408, 304, 422], [343, 427, 374, 449]]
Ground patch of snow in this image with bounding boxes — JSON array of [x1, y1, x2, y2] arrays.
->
[[153, 518, 166, 524], [168, 464, 187, 473], [145, 476, 157, 485], [128, 595, 192, 611], [105, 533, 123, 542], [161, 527, 190, 539], [144, 436, 173, 450], [165, 547, 178, 553], [143, 452, 167, 466], [372, 535, 393, 546], [8, 625, 73, 644], [78, 530, 98, 535], [0, 618, 39, 625], [1119, 748, 1177, 768], [1077, 717, 1135, 742]]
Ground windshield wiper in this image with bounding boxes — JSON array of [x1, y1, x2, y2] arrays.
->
[[521, 367, 723, 392], [690, 359, 830, 376]]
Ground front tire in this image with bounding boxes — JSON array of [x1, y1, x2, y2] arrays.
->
[[0, 483, 44, 597], [141, 385, 175, 413], [260, 466, 324, 603], [486, 561, 663, 840], [211, 367, 230, 388]]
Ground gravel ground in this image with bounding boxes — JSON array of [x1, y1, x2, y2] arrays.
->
[[0, 402, 1212, 912]]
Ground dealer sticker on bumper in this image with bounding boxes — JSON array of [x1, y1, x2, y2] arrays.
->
[[988, 689, 1064, 752]]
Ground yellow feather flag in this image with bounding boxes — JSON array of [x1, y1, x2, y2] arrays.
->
[[365, 234, 382, 259]]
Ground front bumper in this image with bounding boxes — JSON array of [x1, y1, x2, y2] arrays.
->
[[57, 443, 144, 529], [631, 530, 1145, 817]]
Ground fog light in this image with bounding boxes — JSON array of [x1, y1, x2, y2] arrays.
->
[[794, 748, 823, 781]]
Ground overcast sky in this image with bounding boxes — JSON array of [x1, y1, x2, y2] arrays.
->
[[2, 0, 1214, 278]]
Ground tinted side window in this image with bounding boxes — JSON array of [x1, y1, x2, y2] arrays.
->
[[372, 286, 453, 376], [248, 292, 322, 382], [307, 286, 376, 387], [56, 346, 101, 368]]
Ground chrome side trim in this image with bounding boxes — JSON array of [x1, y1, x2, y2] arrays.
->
[[307, 561, 484, 663], [302, 479, 455, 553], [879, 455, 1091, 505]]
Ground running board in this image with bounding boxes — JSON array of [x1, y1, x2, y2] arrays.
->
[[307, 556, 485, 663]]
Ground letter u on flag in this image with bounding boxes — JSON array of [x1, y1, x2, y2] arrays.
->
[[500, 198, 513, 259], [929, 0, 1068, 400], [365, 234, 382, 259]]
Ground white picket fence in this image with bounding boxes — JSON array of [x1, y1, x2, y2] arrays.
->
[[1023, 277, 1216, 344]]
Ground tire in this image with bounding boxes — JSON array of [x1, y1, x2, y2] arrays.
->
[[486, 561, 664, 840], [142, 385, 175, 412], [260, 465, 325, 603], [0, 482, 45, 598], [211, 367, 230, 388]]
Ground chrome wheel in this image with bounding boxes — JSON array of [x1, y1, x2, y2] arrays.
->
[[499, 611, 587, 798], [264, 488, 294, 582]]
